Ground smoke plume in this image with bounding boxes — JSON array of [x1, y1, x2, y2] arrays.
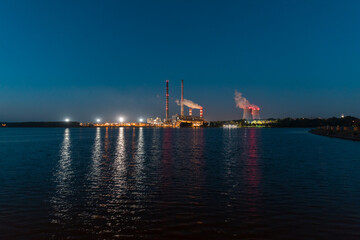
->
[[176, 99, 202, 109], [234, 90, 259, 109]]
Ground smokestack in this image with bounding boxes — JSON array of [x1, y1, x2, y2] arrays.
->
[[200, 107, 203, 118], [181, 80, 184, 116], [252, 108, 260, 120], [166, 80, 169, 121], [189, 108, 192, 116], [243, 107, 252, 120]]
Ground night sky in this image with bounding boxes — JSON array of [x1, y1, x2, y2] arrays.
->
[[1, 0, 360, 122]]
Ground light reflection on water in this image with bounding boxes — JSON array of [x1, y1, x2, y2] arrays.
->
[[135, 127, 145, 188], [51, 128, 73, 224], [89, 127, 102, 186], [114, 127, 126, 193], [1, 128, 360, 239], [244, 128, 261, 222]]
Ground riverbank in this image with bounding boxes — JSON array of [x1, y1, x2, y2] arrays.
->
[[310, 127, 360, 141]]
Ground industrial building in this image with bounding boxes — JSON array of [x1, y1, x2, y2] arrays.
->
[[163, 79, 205, 127], [129, 79, 206, 128], [172, 115, 204, 127], [147, 117, 163, 125]]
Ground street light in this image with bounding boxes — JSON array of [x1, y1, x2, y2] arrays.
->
[[65, 118, 70, 122], [119, 117, 124, 123], [96, 118, 101, 123], [139, 118, 143, 122]]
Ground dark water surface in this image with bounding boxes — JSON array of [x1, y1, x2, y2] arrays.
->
[[0, 128, 360, 239]]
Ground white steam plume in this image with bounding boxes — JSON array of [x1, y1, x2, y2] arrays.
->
[[234, 90, 259, 109], [176, 99, 202, 109]]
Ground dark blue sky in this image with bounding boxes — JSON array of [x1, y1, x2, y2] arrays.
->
[[1, 0, 359, 121]]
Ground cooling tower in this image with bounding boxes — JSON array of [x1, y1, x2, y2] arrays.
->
[[243, 107, 253, 120], [252, 108, 260, 120]]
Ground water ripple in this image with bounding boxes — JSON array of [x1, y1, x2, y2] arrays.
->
[[0, 128, 360, 239]]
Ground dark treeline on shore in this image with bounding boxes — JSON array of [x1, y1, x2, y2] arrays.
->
[[209, 116, 360, 128], [271, 116, 359, 128]]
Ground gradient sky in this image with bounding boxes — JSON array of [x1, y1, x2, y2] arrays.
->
[[1, 0, 360, 122]]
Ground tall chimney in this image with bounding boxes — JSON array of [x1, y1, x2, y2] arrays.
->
[[181, 79, 184, 116], [189, 108, 192, 116], [200, 107, 203, 118], [166, 80, 169, 121]]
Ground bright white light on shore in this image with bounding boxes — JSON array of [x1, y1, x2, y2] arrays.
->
[[119, 117, 124, 123], [65, 118, 70, 122], [96, 118, 101, 123], [139, 118, 143, 122]]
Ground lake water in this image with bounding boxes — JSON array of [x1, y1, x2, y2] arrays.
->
[[0, 127, 359, 239]]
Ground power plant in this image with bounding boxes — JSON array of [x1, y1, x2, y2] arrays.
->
[[243, 107, 253, 120], [52, 81, 265, 128], [252, 107, 260, 120], [235, 90, 261, 121], [37, 81, 267, 128], [83, 82, 264, 128], [78, 84, 260, 128], [242, 106, 260, 120], [145, 79, 205, 127], [167, 79, 205, 127]]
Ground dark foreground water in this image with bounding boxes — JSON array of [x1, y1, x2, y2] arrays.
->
[[0, 128, 360, 239]]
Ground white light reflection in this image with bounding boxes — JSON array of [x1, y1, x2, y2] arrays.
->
[[135, 127, 145, 176], [134, 127, 146, 210], [51, 128, 73, 224], [89, 127, 102, 185], [114, 127, 126, 193]]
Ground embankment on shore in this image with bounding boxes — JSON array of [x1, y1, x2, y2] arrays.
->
[[310, 126, 360, 141], [0, 122, 81, 128]]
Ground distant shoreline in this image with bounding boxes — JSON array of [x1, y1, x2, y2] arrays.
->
[[310, 128, 360, 142], [1, 117, 360, 130]]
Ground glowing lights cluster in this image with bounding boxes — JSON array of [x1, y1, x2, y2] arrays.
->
[[63, 116, 144, 123]]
